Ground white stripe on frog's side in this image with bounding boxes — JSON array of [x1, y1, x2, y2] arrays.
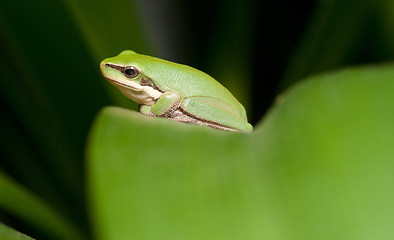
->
[[104, 76, 163, 105]]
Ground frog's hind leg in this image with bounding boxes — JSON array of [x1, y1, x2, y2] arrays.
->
[[178, 96, 252, 132], [167, 109, 238, 131], [139, 103, 234, 130]]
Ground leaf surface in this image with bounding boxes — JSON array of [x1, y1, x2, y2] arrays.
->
[[88, 63, 394, 239]]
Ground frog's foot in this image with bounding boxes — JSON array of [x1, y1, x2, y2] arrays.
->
[[140, 105, 238, 131], [138, 105, 155, 116], [167, 109, 239, 132]]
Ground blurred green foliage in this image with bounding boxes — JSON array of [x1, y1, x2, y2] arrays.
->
[[0, 0, 393, 239]]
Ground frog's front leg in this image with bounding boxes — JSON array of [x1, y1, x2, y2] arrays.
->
[[139, 91, 182, 117]]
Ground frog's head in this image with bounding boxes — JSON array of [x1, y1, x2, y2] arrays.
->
[[100, 50, 162, 105]]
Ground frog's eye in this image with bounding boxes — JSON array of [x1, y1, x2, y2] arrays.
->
[[124, 66, 139, 78]]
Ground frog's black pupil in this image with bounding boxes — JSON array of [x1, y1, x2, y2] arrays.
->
[[125, 69, 136, 76]]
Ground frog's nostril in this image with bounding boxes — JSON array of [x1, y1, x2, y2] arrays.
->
[[99, 60, 108, 70]]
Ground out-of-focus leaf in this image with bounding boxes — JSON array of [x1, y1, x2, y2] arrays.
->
[[0, 0, 112, 228], [0, 95, 62, 209], [88, 63, 394, 240], [380, 0, 394, 55], [87, 108, 267, 240], [0, 222, 34, 240], [204, 0, 257, 114], [63, 0, 153, 109], [63, 0, 151, 59], [280, 0, 394, 90], [254, 63, 394, 239], [0, 172, 86, 240]]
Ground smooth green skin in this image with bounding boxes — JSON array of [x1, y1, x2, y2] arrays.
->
[[100, 50, 253, 132]]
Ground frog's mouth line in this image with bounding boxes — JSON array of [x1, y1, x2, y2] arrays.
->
[[104, 76, 138, 90], [104, 76, 163, 100]]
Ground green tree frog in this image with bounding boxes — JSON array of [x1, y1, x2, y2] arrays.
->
[[100, 50, 253, 132]]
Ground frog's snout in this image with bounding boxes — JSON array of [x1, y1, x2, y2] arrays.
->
[[100, 59, 109, 72]]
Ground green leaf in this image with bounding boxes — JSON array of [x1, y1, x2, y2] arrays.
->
[[0, 172, 86, 240], [204, 0, 258, 112], [87, 108, 262, 240], [280, 0, 394, 90], [0, 0, 112, 216], [88, 63, 394, 240], [63, 0, 154, 109], [63, 0, 151, 57], [0, 222, 35, 240]]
